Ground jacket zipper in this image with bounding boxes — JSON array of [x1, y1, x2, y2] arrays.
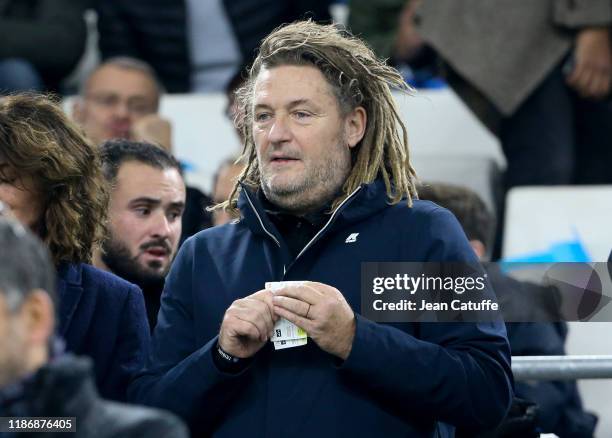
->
[[243, 190, 281, 248], [292, 185, 363, 264]]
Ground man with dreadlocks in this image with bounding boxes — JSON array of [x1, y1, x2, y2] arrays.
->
[[129, 21, 513, 437]]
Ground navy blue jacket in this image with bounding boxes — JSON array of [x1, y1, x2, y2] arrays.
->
[[57, 263, 150, 402], [129, 180, 513, 437]]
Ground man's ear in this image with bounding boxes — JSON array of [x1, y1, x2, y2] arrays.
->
[[20, 290, 55, 346], [344, 106, 367, 148]]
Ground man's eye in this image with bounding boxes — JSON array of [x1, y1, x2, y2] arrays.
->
[[97, 95, 118, 106], [255, 113, 271, 122], [131, 104, 149, 114], [168, 211, 182, 220], [294, 111, 311, 120], [135, 208, 151, 216]]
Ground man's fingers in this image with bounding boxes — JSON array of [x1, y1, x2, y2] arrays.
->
[[250, 290, 277, 322], [272, 295, 311, 318], [251, 289, 273, 300], [227, 315, 263, 341], [576, 69, 593, 96], [272, 283, 323, 304], [567, 59, 612, 98], [244, 297, 275, 333], [600, 78, 611, 98], [274, 306, 312, 333], [591, 72, 611, 98], [232, 302, 273, 341]]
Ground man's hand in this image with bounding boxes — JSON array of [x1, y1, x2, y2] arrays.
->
[[132, 114, 173, 151], [219, 290, 277, 358], [272, 281, 356, 360], [567, 27, 611, 99]]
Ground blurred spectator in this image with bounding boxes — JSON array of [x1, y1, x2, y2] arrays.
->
[[0, 218, 189, 438], [348, 0, 442, 88], [418, 182, 598, 437], [95, 140, 186, 331], [95, 0, 332, 93], [210, 157, 245, 226], [73, 57, 169, 149], [72, 57, 213, 242], [416, 1, 612, 187], [0, 0, 87, 94], [0, 218, 187, 438], [0, 94, 150, 402]]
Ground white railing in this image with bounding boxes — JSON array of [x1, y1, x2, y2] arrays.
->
[[512, 355, 612, 381]]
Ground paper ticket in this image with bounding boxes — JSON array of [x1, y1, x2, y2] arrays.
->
[[266, 281, 308, 348], [271, 317, 307, 342], [273, 338, 308, 350]]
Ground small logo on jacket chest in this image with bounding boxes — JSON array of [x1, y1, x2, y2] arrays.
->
[[345, 233, 359, 243]]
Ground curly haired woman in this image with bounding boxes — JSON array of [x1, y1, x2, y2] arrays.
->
[[0, 93, 150, 401]]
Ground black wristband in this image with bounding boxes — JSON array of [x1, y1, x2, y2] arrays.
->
[[213, 342, 252, 373], [217, 344, 241, 364]]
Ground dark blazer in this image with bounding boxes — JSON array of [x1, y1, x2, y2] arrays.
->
[[1, 355, 188, 438], [57, 262, 151, 402], [96, 0, 332, 92]]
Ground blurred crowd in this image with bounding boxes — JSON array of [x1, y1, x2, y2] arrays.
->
[[0, 1, 611, 437]]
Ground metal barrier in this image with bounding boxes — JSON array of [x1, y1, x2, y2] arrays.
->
[[512, 355, 612, 381]]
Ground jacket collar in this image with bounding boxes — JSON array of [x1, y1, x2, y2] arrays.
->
[[0, 355, 99, 419], [237, 184, 283, 245], [56, 262, 84, 338], [237, 178, 393, 245]]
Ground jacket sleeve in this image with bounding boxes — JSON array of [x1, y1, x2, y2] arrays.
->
[[0, 0, 87, 78], [338, 207, 513, 432], [553, 0, 612, 28], [127, 237, 252, 429], [100, 283, 151, 401]]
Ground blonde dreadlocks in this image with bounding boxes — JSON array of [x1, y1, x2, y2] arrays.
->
[[217, 20, 418, 217]]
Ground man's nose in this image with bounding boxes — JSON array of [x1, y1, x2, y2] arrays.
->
[[267, 114, 292, 144], [149, 211, 172, 238], [112, 100, 131, 119]]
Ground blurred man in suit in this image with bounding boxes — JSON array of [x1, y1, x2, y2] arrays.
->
[[0, 217, 188, 438]]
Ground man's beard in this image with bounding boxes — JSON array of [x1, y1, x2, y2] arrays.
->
[[101, 236, 171, 289], [259, 138, 351, 214]]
